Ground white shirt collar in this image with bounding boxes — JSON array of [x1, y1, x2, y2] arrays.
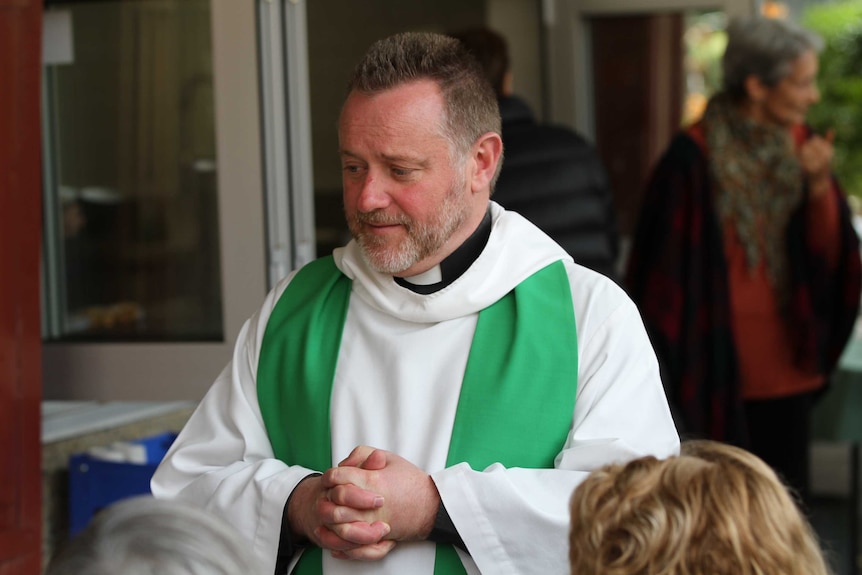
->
[[400, 265, 443, 286]]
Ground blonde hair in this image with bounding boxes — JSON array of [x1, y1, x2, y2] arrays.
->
[[569, 440, 831, 575]]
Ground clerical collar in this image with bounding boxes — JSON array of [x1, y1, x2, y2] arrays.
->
[[395, 208, 492, 294]]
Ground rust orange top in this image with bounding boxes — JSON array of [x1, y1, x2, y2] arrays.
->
[[692, 123, 842, 399]]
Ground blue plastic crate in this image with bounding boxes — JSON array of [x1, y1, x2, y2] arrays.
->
[[68, 431, 177, 537]]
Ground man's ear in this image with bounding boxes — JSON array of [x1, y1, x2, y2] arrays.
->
[[469, 132, 503, 195]]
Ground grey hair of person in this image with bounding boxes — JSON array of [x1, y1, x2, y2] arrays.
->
[[46, 496, 263, 575], [722, 16, 824, 101], [345, 31, 503, 188]]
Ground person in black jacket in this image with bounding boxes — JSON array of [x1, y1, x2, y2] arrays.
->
[[451, 27, 620, 280]]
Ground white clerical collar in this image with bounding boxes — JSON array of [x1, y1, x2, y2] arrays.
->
[[400, 265, 443, 286]]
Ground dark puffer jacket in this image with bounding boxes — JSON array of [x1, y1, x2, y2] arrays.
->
[[494, 96, 619, 280]]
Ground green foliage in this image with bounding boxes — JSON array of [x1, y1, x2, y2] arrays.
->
[[683, 11, 727, 125], [802, 1, 862, 200], [689, 27, 727, 93]]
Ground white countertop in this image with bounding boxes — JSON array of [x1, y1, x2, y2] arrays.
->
[[42, 400, 196, 444]]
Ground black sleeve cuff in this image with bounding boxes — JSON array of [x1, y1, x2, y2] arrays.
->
[[275, 473, 322, 575], [427, 500, 467, 552]]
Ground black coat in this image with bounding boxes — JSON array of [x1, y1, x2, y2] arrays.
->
[[494, 96, 619, 280]]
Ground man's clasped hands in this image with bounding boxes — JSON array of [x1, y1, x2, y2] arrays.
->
[[288, 446, 441, 561]]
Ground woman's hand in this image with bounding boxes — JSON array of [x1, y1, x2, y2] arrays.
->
[[798, 128, 835, 199]]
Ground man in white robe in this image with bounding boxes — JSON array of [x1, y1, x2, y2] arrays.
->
[[151, 32, 679, 575]]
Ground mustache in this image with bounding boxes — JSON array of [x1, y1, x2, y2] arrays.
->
[[354, 210, 410, 227]]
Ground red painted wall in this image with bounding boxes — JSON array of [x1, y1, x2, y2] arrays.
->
[[0, 0, 44, 572]]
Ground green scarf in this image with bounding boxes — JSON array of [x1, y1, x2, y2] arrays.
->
[[258, 255, 578, 574], [702, 92, 804, 309]]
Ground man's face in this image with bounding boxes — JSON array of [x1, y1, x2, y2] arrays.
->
[[757, 49, 821, 127], [339, 79, 477, 277]]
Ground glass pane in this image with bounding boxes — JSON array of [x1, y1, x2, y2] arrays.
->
[[682, 11, 727, 126], [42, 0, 222, 342]]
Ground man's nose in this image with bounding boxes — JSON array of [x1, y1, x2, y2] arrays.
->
[[357, 174, 390, 212]]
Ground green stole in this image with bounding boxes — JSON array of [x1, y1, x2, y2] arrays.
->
[[258, 255, 578, 574]]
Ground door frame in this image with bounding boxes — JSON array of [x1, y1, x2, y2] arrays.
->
[[0, 0, 43, 571], [544, 0, 755, 137]]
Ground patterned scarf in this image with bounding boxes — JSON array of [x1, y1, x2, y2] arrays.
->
[[702, 93, 803, 309]]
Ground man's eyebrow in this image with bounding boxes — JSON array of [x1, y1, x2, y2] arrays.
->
[[380, 153, 429, 166], [340, 148, 429, 167], [339, 149, 362, 160]]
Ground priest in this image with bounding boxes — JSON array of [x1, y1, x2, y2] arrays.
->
[[152, 31, 679, 575]]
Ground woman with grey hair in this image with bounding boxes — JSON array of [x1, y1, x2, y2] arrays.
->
[[46, 496, 263, 575], [626, 15, 861, 505]]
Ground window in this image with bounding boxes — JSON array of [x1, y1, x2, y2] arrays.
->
[[41, 0, 269, 400], [42, 0, 222, 342]]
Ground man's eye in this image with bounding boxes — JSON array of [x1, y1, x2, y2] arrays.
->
[[392, 168, 413, 177], [343, 165, 361, 174]]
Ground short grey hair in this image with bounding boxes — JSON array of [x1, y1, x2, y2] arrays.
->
[[722, 16, 824, 101], [46, 496, 262, 575], [345, 31, 503, 186]]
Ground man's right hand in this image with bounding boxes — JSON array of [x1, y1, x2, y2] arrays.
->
[[287, 474, 396, 560]]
